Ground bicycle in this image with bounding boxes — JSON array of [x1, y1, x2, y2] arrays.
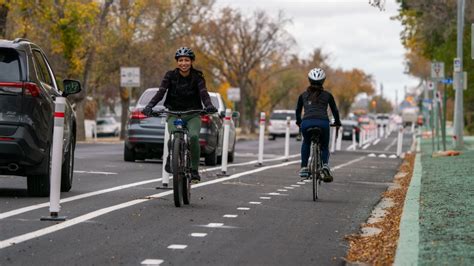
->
[[307, 124, 339, 201], [150, 109, 208, 207]]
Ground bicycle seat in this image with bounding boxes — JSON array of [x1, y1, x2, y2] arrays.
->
[[306, 127, 322, 135]]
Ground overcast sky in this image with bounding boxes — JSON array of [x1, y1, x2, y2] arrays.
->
[[214, 0, 420, 104]]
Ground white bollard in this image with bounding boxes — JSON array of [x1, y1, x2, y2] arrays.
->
[[41, 97, 67, 221], [258, 112, 265, 166], [161, 122, 170, 187], [93, 122, 98, 142], [330, 126, 336, 153], [336, 127, 342, 151], [359, 129, 365, 147], [351, 128, 357, 150], [221, 109, 232, 174], [396, 126, 404, 157], [411, 123, 415, 133], [284, 116, 290, 161]]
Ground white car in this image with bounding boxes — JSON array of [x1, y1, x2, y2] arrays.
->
[[96, 117, 120, 137], [268, 110, 299, 140]]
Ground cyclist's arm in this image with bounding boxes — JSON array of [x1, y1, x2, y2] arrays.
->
[[147, 71, 172, 108], [196, 73, 213, 108], [328, 94, 341, 126], [295, 94, 303, 126]]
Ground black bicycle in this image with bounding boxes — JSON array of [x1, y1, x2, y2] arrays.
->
[[150, 109, 207, 207], [307, 124, 339, 201]]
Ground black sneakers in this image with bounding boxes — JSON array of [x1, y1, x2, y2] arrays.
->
[[321, 164, 333, 183], [191, 170, 201, 183], [164, 155, 171, 173]]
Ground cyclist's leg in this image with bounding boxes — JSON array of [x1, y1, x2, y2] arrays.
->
[[300, 120, 313, 168], [184, 114, 201, 171], [319, 122, 330, 165]]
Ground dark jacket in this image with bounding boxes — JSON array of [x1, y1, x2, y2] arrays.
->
[[295, 89, 341, 126], [146, 68, 213, 111]]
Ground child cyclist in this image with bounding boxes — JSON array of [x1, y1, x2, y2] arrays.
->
[[295, 68, 341, 182]]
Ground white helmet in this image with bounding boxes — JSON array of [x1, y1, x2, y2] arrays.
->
[[308, 68, 326, 82]]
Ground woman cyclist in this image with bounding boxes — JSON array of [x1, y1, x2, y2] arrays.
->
[[143, 47, 217, 182], [295, 68, 341, 182]]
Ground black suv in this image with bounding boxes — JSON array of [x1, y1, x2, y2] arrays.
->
[[0, 39, 81, 196]]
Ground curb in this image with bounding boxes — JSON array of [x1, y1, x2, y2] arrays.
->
[[394, 141, 421, 265]]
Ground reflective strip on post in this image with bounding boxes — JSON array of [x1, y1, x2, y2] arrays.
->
[[284, 116, 290, 161]]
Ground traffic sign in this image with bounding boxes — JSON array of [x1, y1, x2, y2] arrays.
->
[[431, 62, 444, 79], [454, 58, 461, 72], [120, 67, 140, 87], [227, 87, 241, 102]]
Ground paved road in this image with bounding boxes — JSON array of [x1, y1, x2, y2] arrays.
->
[[0, 131, 413, 265]]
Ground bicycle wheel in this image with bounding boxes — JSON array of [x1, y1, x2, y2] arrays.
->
[[182, 144, 191, 205], [172, 134, 184, 207], [312, 144, 319, 201]]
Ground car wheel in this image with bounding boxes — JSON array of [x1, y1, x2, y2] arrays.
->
[[124, 143, 136, 162], [27, 144, 51, 197], [205, 148, 218, 166], [228, 142, 236, 163], [61, 133, 75, 192]]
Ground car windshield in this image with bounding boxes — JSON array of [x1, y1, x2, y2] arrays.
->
[[0, 48, 21, 82], [138, 90, 165, 107], [270, 112, 296, 120]]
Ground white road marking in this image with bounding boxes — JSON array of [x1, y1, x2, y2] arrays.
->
[[277, 189, 287, 192], [74, 170, 117, 175], [190, 233, 207, 237], [368, 153, 377, 157], [205, 223, 224, 227], [362, 144, 371, 149], [378, 154, 387, 158], [372, 139, 381, 145], [284, 186, 295, 189], [167, 245, 187, 250], [303, 180, 311, 183], [237, 207, 250, 210], [249, 201, 262, 204], [0, 157, 365, 250], [0, 154, 301, 220], [384, 138, 397, 151], [389, 154, 398, 158], [141, 259, 164, 265], [296, 182, 306, 185], [259, 197, 271, 200], [223, 214, 238, 218], [291, 185, 300, 187], [268, 192, 281, 195]]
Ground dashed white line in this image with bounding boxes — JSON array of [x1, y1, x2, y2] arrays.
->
[[277, 189, 288, 192], [205, 223, 224, 228], [167, 244, 187, 250], [259, 197, 271, 200], [141, 259, 164, 265], [291, 185, 300, 187], [223, 214, 238, 218], [296, 182, 306, 185], [237, 207, 250, 210], [74, 170, 117, 175], [285, 186, 295, 189], [249, 201, 262, 205], [190, 233, 207, 237]]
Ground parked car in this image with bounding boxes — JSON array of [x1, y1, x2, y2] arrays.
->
[[268, 110, 299, 140], [0, 38, 81, 196], [375, 113, 390, 128], [341, 119, 360, 142], [201, 92, 238, 165], [124, 89, 238, 166], [96, 116, 120, 137]]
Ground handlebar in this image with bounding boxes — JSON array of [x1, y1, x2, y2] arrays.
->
[[149, 109, 212, 117]]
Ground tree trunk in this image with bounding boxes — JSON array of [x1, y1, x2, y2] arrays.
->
[[0, 4, 8, 38], [119, 87, 130, 140]]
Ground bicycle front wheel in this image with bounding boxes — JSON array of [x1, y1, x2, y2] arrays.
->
[[172, 134, 184, 207], [182, 145, 191, 205]]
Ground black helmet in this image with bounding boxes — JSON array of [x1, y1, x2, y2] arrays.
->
[[175, 47, 195, 60]]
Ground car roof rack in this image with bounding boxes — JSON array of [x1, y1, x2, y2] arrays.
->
[[13, 38, 31, 43]]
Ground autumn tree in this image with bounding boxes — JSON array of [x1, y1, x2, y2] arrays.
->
[[195, 8, 294, 133]]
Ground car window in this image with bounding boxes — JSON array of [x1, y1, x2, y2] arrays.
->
[[210, 95, 220, 109], [270, 112, 296, 120], [32, 50, 54, 87], [138, 90, 165, 107], [0, 48, 21, 82]]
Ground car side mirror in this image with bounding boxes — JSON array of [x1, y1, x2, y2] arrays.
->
[[232, 111, 240, 118], [63, 79, 82, 97], [219, 110, 225, 118]]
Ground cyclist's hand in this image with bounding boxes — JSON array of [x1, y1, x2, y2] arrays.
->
[[142, 106, 153, 117], [205, 105, 218, 113]]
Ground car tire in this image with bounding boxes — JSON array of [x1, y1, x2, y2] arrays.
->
[[205, 148, 218, 166], [124, 143, 136, 162], [27, 145, 51, 197], [228, 142, 236, 163], [61, 133, 75, 192]]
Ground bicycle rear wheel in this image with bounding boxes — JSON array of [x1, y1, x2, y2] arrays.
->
[[172, 134, 184, 207], [182, 145, 191, 205], [312, 144, 320, 201]]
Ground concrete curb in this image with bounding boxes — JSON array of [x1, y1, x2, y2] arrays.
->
[[394, 140, 421, 266]]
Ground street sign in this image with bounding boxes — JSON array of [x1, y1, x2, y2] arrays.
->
[[440, 78, 453, 84], [120, 67, 140, 87], [431, 62, 444, 79], [454, 58, 461, 72], [227, 87, 241, 102]]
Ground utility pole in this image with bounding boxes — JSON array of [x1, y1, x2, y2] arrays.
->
[[453, 0, 465, 149]]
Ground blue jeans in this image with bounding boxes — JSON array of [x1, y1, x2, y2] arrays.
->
[[300, 119, 330, 167]]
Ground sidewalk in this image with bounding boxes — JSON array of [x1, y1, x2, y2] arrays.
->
[[395, 135, 474, 265]]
